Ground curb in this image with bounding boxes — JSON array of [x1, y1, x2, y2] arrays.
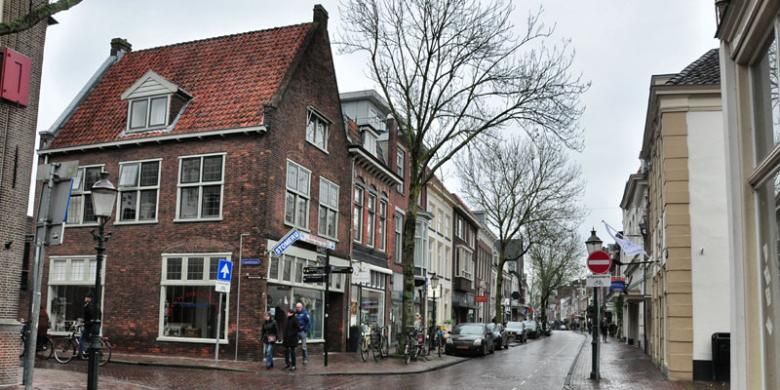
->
[[563, 333, 589, 389], [110, 358, 251, 373], [305, 356, 470, 377]]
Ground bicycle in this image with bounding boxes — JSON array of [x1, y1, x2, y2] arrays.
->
[[53, 322, 112, 366], [427, 324, 443, 358], [403, 327, 426, 364], [19, 321, 54, 360], [360, 324, 388, 362]]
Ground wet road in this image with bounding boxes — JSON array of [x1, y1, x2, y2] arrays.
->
[[38, 331, 586, 390]]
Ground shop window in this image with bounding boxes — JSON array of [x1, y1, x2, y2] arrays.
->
[[47, 256, 101, 334]]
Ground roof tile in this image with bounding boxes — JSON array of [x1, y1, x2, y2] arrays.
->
[[665, 49, 720, 86]]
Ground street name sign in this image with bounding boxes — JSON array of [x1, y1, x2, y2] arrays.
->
[[303, 274, 327, 283], [586, 274, 611, 288], [215, 258, 232, 293], [240, 258, 261, 266], [330, 266, 353, 274], [272, 228, 301, 257], [587, 250, 612, 274], [303, 266, 329, 275]]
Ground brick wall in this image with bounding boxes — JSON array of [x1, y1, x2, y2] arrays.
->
[[0, 0, 48, 385]]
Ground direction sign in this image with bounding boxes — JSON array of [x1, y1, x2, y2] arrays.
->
[[303, 266, 329, 275], [330, 266, 353, 274], [272, 229, 301, 257], [586, 275, 611, 287], [587, 250, 612, 274], [215, 258, 232, 293], [303, 274, 327, 283]]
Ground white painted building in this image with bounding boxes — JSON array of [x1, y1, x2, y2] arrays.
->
[[619, 169, 649, 351], [426, 176, 455, 328]]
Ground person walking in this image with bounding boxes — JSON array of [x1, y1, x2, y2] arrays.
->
[[600, 318, 608, 343], [294, 302, 311, 365], [283, 309, 299, 371], [261, 312, 277, 369], [80, 291, 98, 356]]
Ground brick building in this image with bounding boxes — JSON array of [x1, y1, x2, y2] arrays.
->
[[451, 196, 478, 324], [0, 0, 50, 385], [35, 5, 352, 359]]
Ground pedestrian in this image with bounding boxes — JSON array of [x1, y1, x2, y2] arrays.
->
[[261, 312, 277, 369], [294, 302, 311, 365], [283, 308, 299, 371], [37, 307, 49, 343], [600, 318, 608, 343], [414, 313, 423, 332], [80, 291, 98, 356]]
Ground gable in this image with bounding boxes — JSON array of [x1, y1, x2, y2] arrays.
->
[[121, 70, 181, 100]]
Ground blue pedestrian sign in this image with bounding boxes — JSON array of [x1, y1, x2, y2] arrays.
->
[[215, 258, 232, 293]]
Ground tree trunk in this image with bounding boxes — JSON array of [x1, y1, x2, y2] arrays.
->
[[494, 254, 506, 324], [400, 182, 421, 349]]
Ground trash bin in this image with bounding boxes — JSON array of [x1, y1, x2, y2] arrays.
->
[[348, 325, 360, 352], [711, 332, 730, 382]]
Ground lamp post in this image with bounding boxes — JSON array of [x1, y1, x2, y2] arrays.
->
[[430, 273, 439, 328], [585, 228, 603, 381], [88, 173, 116, 390]]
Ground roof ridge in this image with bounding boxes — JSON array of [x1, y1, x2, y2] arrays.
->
[[665, 48, 720, 86], [129, 22, 312, 55]]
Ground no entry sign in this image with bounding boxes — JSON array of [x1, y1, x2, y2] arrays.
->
[[587, 250, 612, 274]]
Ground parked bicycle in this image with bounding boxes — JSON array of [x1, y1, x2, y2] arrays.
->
[[53, 321, 112, 366], [360, 323, 389, 362], [19, 321, 53, 360], [403, 327, 426, 364], [427, 324, 444, 358]]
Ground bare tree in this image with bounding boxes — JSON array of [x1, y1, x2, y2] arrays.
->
[[0, 0, 83, 36], [456, 136, 583, 324], [340, 0, 588, 336], [528, 229, 584, 333]]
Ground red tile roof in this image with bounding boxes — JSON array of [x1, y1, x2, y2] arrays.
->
[[50, 23, 313, 148]]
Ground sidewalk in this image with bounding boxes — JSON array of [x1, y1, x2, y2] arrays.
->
[[109, 349, 469, 376], [564, 335, 729, 390]]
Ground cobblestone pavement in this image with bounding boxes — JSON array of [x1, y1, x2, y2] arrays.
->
[[565, 334, 730, 390], [19, 330, 585, 389]]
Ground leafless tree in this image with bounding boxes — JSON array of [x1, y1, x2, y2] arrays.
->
[[0, 0, 83, 36], [456, 136, 584, 324], [340, 0, 589, 336], [527, 229, 585, 333]]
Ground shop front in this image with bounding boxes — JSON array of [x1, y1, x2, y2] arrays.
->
[[348, 262, 391, 351], [452, 291, 476, 324]]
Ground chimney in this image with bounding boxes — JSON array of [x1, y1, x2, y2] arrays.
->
[[313, 4, 328, 28], [110, 37, 132, 57]]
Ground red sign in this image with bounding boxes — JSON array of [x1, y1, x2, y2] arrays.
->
[[474, 295, 488, 303], [587, 250, 612, 274]]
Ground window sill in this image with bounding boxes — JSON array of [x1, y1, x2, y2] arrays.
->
[[317, 233, 338, 242], [114, 220, 159, 226], [173, 217, 223, 223], [65, 223, 100, 228], [283, 222, 310, 233], [306, 140, 329, 154], [157, 336, 229, 344]]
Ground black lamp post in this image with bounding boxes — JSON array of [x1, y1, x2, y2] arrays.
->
[[88, 173, 116, 390], [430, 273, 440, 328], [585, 228, 603, 381]]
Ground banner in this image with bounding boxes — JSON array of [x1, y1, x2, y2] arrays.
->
[[602, 221, 648, 258]]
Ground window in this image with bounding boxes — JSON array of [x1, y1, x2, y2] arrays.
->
[[177, 154, 224, 220], [363, 130, 378, 156], [128, 95, 169, 131], [117, 160, 160, 223], [285, 160, 311, 229], [366, 193, 376, 247], [160, 255, 229, 342], [318, 177, 339, 239], [66, 166, 104, 225], [396, 149, 405, 193], [47, 256, 101, 334], [378, 200, 387, 251], [306, 110, 329, 151], [353, 187, 364, 243], [394, 212, 403, 264], [457, 247, 474, 280], [267, 285, 325, 339]]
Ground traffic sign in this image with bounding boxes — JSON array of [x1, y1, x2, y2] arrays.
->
[[587, 250, 612, 274], [215, 258, 232, 293], [272, 229, 301, 257], [303, 266, 329, 275], [330, 266, 353, 274], [303, 274, 327, 283], [610, 276, 626, 292], [586, 275, 611, 287]]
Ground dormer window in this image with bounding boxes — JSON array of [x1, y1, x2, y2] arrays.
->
[[362, 127, 378, 156], [121, 70, 190, 133]]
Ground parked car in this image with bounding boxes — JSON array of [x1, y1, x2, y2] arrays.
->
[[558, 324, 568, 331], [505, 321, 527, 343], [524, 320, 539, 339], [445, 323, 495, 356], [486, 323, 509, 350]]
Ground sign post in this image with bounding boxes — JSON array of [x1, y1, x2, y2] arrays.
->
[[586, 250, 611, 381], [214, 258, 232, 361]]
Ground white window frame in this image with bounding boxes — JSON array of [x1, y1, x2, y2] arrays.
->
[[366, 193, 376, 248], [175, 153, 225, 222], [306, 109, 330, 152], [318, 177, 339, 240], [66, 165, 105, 227], [46, 255, 105, 336], [116, 158, 161, 224], [158, 253, 231, 344], [396, 147, 405, 193], [378, 199, 387, 251], [285, 160, 311, 230], [394, 210, 404, 264], [127, 94, 171, 132], [457, 246, 474, 280], [353, 186, 364, 243]]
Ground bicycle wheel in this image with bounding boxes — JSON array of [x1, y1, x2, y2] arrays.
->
[[372, 343, 380, 362], [54, 338, 77, 364], [360, 338, 369, 362], [37, 338, 54, 360], [403, 342, 411, 365], [97, 338, 111, 366], [380, 335, 389, 358]]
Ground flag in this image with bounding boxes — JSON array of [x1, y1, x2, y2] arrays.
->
[[602, 221, 648, 258]]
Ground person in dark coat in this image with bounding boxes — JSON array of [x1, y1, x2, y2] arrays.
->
[[261, 312, 278, 369], [283, 309, 299, 371], [600, 318, 608, 343], [80, 291, 99, 356]]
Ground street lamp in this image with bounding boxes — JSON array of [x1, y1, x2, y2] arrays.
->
[[430, 273, 440, 328], [88, 172, 116, 390], [585, 228, 602, 381]]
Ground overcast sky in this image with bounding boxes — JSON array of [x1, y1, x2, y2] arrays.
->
[[33, 0, 718, 242]]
